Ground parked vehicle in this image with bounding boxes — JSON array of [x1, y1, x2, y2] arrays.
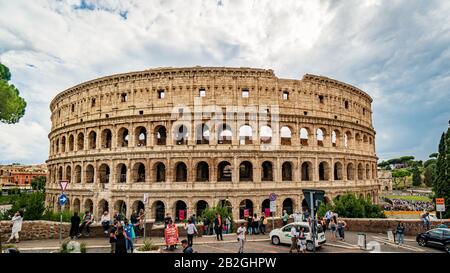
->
[[416, 228, 450, 253], [269, 222, 326, 251]]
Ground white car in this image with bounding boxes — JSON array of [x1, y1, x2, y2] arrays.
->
[[269, 222, 326, 251]]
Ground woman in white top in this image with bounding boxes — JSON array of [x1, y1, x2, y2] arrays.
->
[[237, 223, 247, 253], [184, 219, 198, 247], [7, 211, 23, 243], [100, 211, 111, 235]]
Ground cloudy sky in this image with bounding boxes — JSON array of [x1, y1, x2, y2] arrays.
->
[[0, 0, 449, 164]]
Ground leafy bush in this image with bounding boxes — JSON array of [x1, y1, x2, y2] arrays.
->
[[41, 209, 74, 222], [137, 240, 160, 251], [317, 194, 385, 219], [6, 192, 46, 220], [201, 204, 233, 232]]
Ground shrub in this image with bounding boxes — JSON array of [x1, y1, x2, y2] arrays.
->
[[201, 204, 233, 232], [317, 194, 385, 219], [7, 192, 45, 220], [137, 240, 159, 251], [41, 209, 74, 222]]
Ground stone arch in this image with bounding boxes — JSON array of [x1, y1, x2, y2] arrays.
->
[[218, 161, 232, 182], [260, 125, 272, 144], [332, 130, 340, 147], [151, 200, 165, 222], [175, 161, 188, 182], [174, 200, 187, 222], [282, 161, 293, 181], [239, 161, 253, 181], [88, 130, 97, 149], [366, 163, 371, 180], [174, 124, 189, 145], [280, 126, 292, 145], [132, 200, 145, 214], [301, 161, 312, 181], [135, 126, 147, 147], [154, 162, 166, 182], [319, 161, 330, 181], [196, 200, 209, 217], [74, 165, 82, 183], [98, 163, 110, 183], [218, 123, 232, 144], [357, 163, 364, 180], [239, 124, 253, 145], [117, 127, 129, 147], [86, 164, 95, 183], [344, 131, 352, 148], [77, 132, 84, 150], [101, 128, 112, 148], [282, 198, 294, 215], [155, 125, 167, 145], [65, 165, 72, 181], [58, 166, 63, 181], [68, 134, 74, 151], [84, 198, 93, 213], [73, 198, 81, 213], [98, 199, 109, 219], [132, 162, 146, 182], [300, 127, 310, 146], [61, 136, 66, 153], [239, 199, 253, 219], [116, 163, 127, 183], [316, 128, 326, 146], [114, 200, 127, 216], [195, 123, 210, 144], [334, 161, 343, 180], [347, 163, 355, 180], [196, 161, 209, 182], [261, 199, 270, 214], [261, 161, 273, 181]]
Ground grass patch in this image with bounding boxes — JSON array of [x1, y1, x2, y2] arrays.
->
[[384, 195, 431, 202]]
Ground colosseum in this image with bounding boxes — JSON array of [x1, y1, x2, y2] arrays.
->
[[45, 66, 380, 223]]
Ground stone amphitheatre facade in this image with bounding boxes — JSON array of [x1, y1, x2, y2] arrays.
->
[[45, 66, 380, 222]]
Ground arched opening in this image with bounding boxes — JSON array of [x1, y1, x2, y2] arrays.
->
[[155, 126, 167, 145], [196, 161, 209, 182], [332, 130, 340, 147], [73, 198, 81, 213], [334, 162, 343, 180], [68, 135, 74, 151], [58, 166, 63, 181], [261, 161, 273, 181], [196, 124, 210, 144], [301, 198, 309, 213], [344, 131, 352, 148], [133, 162, 146, 182], [117, 163, 127, 183], [282, 162, 293, 181], [84, 199, 93, 213], [280, 126, 292, 145], [218, 161, 232, 182], [300, 128, 309, 146], [218, 124, 232, 144], [114, 200, 127, 216], [77, 133, 84, 150], [355, 133, 362, 148], [239, 161, 253, 181], [88, 131, 97, 149], [152, 201, 165, 223], [135, 126, 147, 147], [260, 126, 272, 144], [55, 139, 59, 153], [283, 198, 294, 215], [174, 124, 188, 145], [154, 162, 166, 182], [74, 165, 82, 183], [357, 163, 364, 180], [261, 199, 270, 215], [65, 165, 72, 181], [174, 200, 187, 222], [366, 163, 371, 179], [319, 161, 330, 181], [316, 128, 325, 146], [86, 164, 94, 183], [175, 162, 188, 182], [347, 163, 355, 180], [101, 129, 112, 149], [61, 136, 66, 153], [132, 200, 145, 214], [239, 199, 253, 219], [117, 127, 129, 147], [239, 125, 253, 145], [99, 164, 110, 183], [98, 199, 109, 219], [301, 162, 312, 181], [196, 200, 208, 217]]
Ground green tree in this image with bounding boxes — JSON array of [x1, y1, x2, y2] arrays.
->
[[0, 63, 26, 124], [320, 194, 385, 218], [411, 165, 422, 187], [423, 163, 436, 187], [392, 169, 411, 188], [429, 153, 438, 158], [31, 176, 46, 192], [5, 192, 46, 220], [433, 129, 450, 218]]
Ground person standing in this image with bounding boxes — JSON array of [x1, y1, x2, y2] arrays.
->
[[123, 219, 135, 253], [293, 211, 302, 223], [70, 212, 81, 239], [164, 213, 172, 228], [138, 208, 145, 236], [395, 222, 406, 246], [337, 218, 347, 241], [237, 223, 247, 253], [6, 211, 23, 244], [289, 225, 299, 253], [325, 210, 332, 230], [253, 213, 260, 235], [109, 220, 118, 253], [247, 215, 253, 235], [225, 216, 232, 234], [421, 211, 430, 230], [130, 211, 139, 240], [260, 215, 266, 235], [214, 213, 223, 241], [181, 239, 194, 253], [298, 227, 307, 253], [78, 211, 93, 237], [203, 217, 210, 236], [282, 210, 289, 226], [330, 218, 337, 241], [114, 225, 127, 254], [184, 219, 198, 247], [100, 211, 111, 236]]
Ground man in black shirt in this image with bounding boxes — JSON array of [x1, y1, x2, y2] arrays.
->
[[182, 239, 193, 253], [109, 220, 118, 253], [70, 212, 81, 239]]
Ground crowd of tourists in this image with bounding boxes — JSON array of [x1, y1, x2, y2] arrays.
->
[[383, 198, 435, 211]]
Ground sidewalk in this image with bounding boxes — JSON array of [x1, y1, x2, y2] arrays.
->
[[10, 233, 269, 251]]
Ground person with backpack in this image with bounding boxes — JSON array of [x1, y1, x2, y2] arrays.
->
[[123, 219, 136, 253], [395, 222, 406, 246]]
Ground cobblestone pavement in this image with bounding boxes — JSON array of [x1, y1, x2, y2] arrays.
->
[[13, 231, 445, 253]]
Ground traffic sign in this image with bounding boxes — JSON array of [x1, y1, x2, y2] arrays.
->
[[270, 201, 276, 212], [269, 193, 277, 201], [59, 194, 68, 206], [436, 198, 445, 212], [59, 180, 69, 192]]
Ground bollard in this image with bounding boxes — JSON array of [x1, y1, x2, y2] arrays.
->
[[357, 233, 366, 250]]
